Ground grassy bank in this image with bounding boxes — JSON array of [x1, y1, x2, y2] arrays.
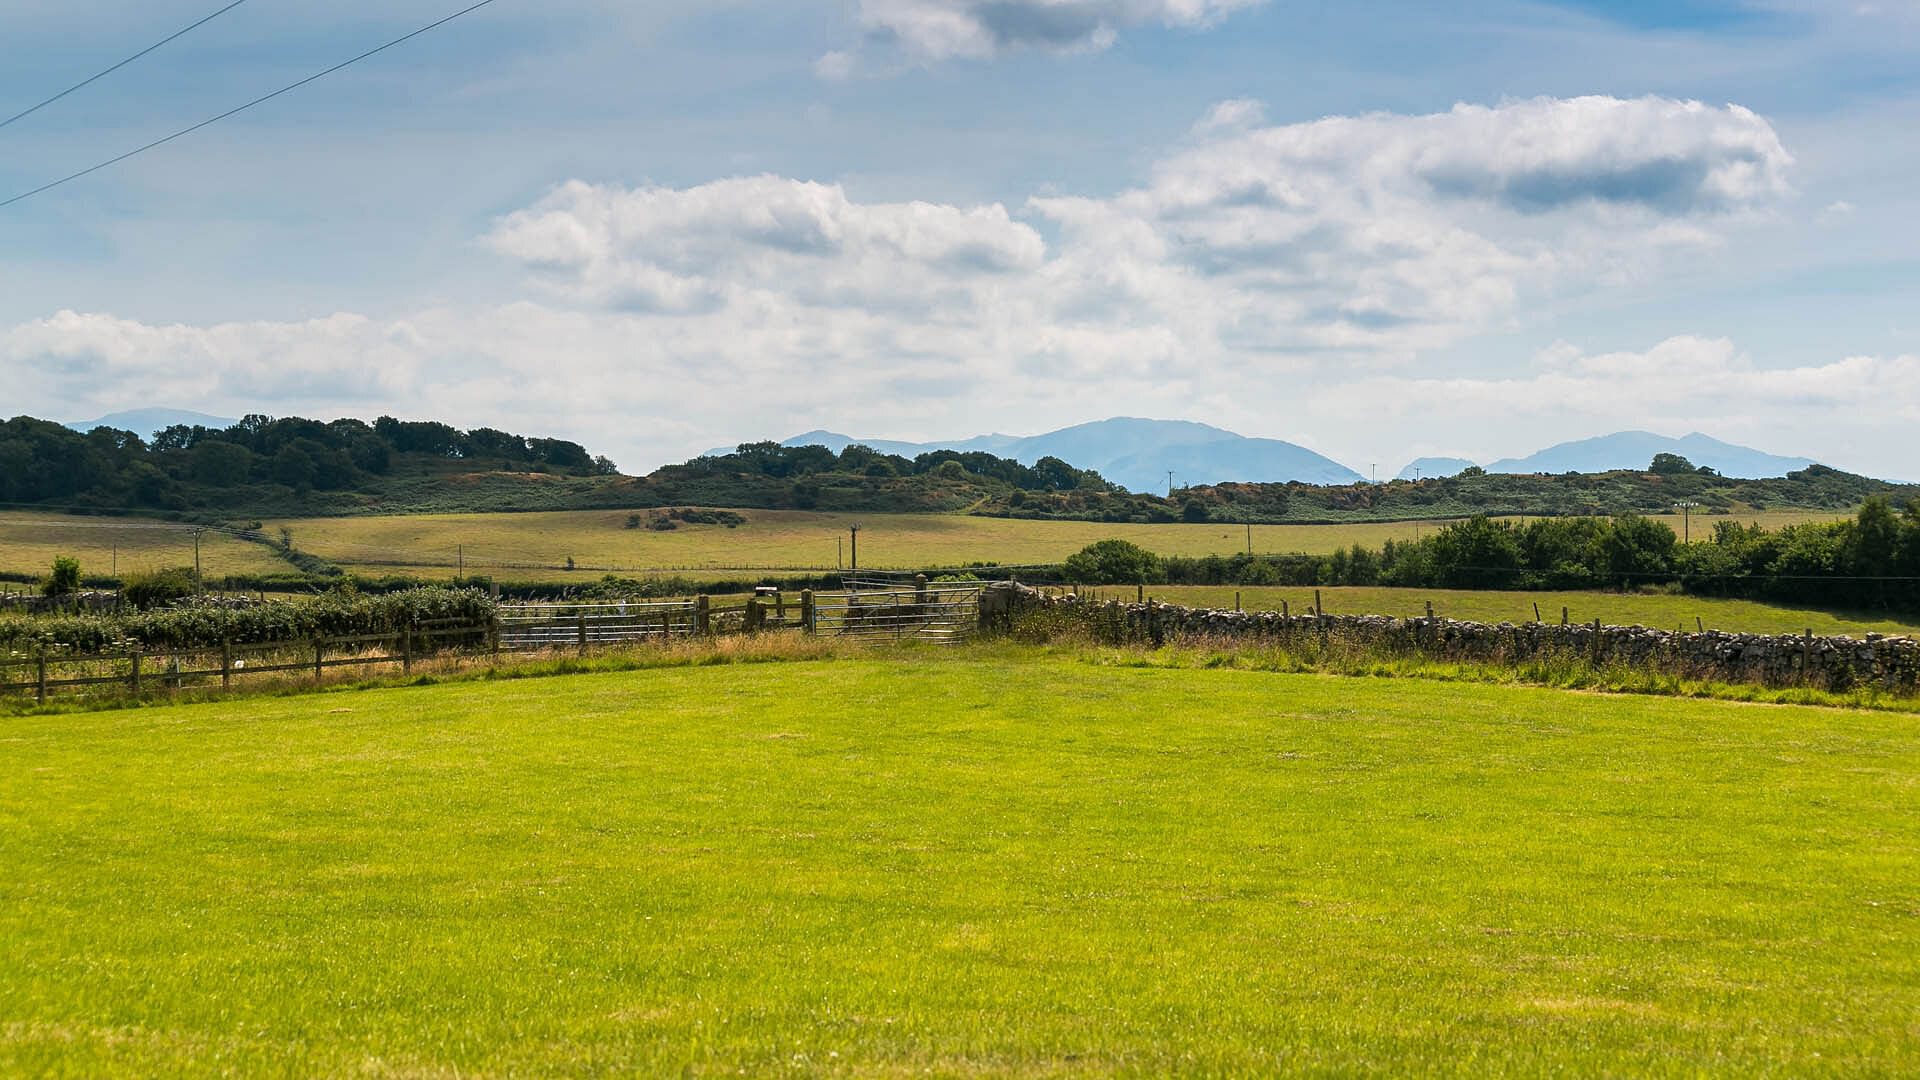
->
[[2, 655, 1916, 1075]]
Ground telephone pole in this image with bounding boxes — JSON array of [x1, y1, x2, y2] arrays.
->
[[1167, 471, 1175, 498], [1674, 501, 1699, 544]]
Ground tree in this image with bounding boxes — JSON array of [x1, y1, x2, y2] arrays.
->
[[1649, 453, 1696, 475], [1180, 499, 1210, 523], [1061, 539, 1165, 584], [44, 556, 81, 598]]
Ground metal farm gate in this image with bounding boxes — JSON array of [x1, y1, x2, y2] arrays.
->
[[812, 575, 986, 644], [496, 600, 697, 651]]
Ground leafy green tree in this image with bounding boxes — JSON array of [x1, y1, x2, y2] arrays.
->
[[1062, 540, 1165, 584], [44, 556, 81, 597], [1649, 453, 1696, 475], [1429, 516, 1523, 588]]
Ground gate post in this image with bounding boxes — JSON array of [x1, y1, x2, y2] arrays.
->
[[577, 612, 589, 656], [695, 595, 711, 636], [801, 589, 816, 634]]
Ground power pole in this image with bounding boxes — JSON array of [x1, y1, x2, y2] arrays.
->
[[1167, 471, 1175, 499], [1674, 501, 1699, 544], [1246, 521, 1252, 555], [193, 529, 202, 586]]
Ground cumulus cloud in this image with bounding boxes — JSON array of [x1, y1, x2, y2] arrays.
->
[[9, 95, 1822, 473], [824, 0, 1264, 72]]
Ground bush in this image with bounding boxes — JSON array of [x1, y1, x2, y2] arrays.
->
[[123, 566, 200, 610], [1061, 540, 1165, 585], [44, 556, 81, 598]]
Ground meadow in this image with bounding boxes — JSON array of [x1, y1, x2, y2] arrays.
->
[[253, 507, 1841, 579], [0, 513, 288, 584], [2, 654, 1916, 1075]]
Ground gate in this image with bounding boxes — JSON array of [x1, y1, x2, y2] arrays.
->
[[812, 575, 985, 644], [497, 601, 696, 651]]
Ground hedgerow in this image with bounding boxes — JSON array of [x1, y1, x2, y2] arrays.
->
[[0, 587, 497, 654]]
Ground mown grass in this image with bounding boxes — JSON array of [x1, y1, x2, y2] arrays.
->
[[243, 507, 1845, 580], [1116, 583, 1920, 638], [3, 652, 1918, 1075]]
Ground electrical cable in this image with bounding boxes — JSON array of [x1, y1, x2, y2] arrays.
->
[[0, 0, 253, 131], [0, 0, 501, 210]]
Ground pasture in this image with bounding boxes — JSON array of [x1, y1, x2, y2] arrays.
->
[[1124, 584, 1920, 639], [2, 655, 1916, 1075], [0, 513, 288, 583], [252, 507, 1844, 579]]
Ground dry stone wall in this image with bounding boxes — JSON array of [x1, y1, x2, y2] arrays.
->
[[985, 583, 1920, 694]]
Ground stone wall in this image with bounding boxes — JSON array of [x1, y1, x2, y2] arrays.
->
[[985, 583, 1920, 694]]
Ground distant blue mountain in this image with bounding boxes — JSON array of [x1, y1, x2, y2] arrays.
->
[[1485, 431, 1814, 478], [67, 408, 237, 438], [1396, 457, 1477, 480], [715, 417, 1364, 492]]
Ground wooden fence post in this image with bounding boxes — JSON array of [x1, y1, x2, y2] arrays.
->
[[221, 640, 232, 690], [577, 613, 588, 656], [1234, 591, 1241, 612], [1533, 602, 1542, 623], [315, 639, 325, 683], [801, 589, 816, 634], [915, 574, 930, 609], [36, 650, 47, 704], [130, 649, 142, 696], [695, 595, 711, 635], [1561, 606, 1569, 626], [1315, 589, 1324, 618], [402, 627, 413, 674], [745, 597, 764, 633], [489, 620, 500, 661], [1425, 600, 1434, 619]]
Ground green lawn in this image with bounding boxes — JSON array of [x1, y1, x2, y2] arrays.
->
[[3, 656, 1917, 1074]]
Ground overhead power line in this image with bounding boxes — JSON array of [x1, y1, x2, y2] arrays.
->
[[0, 0, 254, 132], [0, 0, 502, 210]]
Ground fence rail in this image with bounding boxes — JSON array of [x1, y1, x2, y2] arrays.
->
[[4, 583, 993, 702]]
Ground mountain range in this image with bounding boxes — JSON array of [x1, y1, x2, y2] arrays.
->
[[1483, 431, 1815, 478], [66, 408, 239, 437], [727, 418, 1819, 491], [732, 418, 1365, 493]]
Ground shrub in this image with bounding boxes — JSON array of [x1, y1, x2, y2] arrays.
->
[[1062, 540, 1165, 585], [44, 556, 81, 598], [123, 566, 200, 610]]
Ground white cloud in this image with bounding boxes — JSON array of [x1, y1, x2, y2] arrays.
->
[[7, 96, 1822, 474], [824, 0, 1265, 72], [1310, 336, 1920, 477]]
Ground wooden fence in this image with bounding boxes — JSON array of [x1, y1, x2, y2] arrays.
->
[[3, 584, 985, 703], [0, 617, 489, 703]]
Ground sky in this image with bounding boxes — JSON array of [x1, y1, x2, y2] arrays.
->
[[2, 0, 1917, 479]]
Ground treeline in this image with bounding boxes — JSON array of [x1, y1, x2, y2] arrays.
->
[[0, 415, 616, 511], [1078, 500, 1920, 612], [675, 442, 1115, 493]]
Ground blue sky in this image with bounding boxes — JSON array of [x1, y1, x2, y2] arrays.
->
[[2, 0, 1917, 477]]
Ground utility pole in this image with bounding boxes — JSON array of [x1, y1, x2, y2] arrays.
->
[[1246, 521, 1253, 556], [192, 529, 202, 587], [1167, 471, 1175, 499], [1674, 501, 1699, 544], [458, 544, 464, 578], [1371, 464, 1377, 485]]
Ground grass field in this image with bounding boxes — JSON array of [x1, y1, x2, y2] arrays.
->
[[0, 514, 289, 583], [1116, 584, 1920, 638], [241, 507, 1846, 580], [3, 655, 1916, 1074]]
